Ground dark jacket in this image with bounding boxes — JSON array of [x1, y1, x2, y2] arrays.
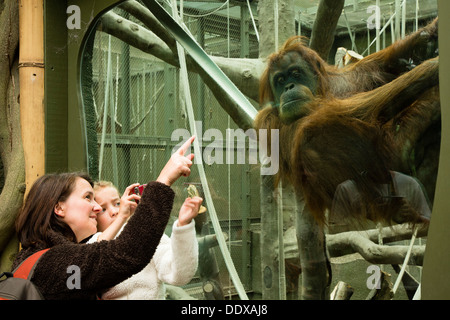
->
[[11, 181, 174, 300]]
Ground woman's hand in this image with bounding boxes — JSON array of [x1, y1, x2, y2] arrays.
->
[[157, 136, 195, 186], [178, 196, 203, 227]]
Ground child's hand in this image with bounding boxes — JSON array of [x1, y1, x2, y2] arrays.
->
[[178, 196, 203, 227], [118, 183, 141, 219]]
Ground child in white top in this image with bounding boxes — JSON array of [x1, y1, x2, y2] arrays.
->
[[88, 181, 202, 300]]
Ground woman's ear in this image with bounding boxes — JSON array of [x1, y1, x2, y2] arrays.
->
[[54, 202, 65, 217]]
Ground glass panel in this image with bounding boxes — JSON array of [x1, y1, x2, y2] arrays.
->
[[79, 0, 439, 300]]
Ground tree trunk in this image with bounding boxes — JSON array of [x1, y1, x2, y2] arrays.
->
[[0, 0, 23, 273], [255, 0, 294, 300], [309, 0, 345, 62], [296, 204, 330, 299], [260, 173, 283, 299], [257, 0, 295, 58]]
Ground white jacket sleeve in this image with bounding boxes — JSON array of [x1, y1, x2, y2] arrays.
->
[[152, 219, 198, 286], [86, 232, 102, 244]]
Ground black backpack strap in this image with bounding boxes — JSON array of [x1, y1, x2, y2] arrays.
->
[[13, 249, 50, 280]]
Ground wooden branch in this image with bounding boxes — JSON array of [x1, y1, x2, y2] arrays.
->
[[100, 11, 178, 66], [284, 223, 427, 266], [347, 234, 425, 265], [331, 281, 354, 300], [211, 56, 265, 103], [99, 10, 263, 103], [99, 10, 262, 129], [366, 271, 394, 300], [309, 0, 345, 61], [327, 224, 427, 265], [119, 0, 177, 50]]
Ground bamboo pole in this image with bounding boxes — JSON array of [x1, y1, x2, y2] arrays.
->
[[19, 0, 45, 195]]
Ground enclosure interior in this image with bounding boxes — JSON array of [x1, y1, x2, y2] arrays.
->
[[78, 0, 439, 299]]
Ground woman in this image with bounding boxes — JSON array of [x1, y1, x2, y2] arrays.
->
[[12, 136, 196, 300]]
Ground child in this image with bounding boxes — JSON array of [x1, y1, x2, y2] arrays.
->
[[88, 180, 202, 300]]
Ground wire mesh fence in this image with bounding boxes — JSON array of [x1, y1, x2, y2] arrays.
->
[[87, 1, 262, 298], [78, 0, 439, 301]]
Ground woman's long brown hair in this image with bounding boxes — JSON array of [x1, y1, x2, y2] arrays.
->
[[15, 172, 94, 248]]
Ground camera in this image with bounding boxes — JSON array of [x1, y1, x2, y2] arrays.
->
[[132, 184, 147, 196]]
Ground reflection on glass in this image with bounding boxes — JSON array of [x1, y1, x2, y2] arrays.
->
[[331, 171, 431, 225]]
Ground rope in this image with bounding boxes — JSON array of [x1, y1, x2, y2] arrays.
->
[[362, 0, 407, 56], [377, 223, 384, 272], [343, 9, 357, 52], [392, 226, 418, 295], [169, 0, 249, 300], [226, 1, 232, 299], [362, 11, 395, 55], [274, 0, 279, 51], [278, 182, 286, 300], [413, 283, 421, 300], [99, 35, 112, 179], [247, 0, 259, 42], [166, 0, 230, 18]]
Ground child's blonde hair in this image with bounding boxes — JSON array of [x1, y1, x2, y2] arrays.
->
[[94, 180, 119, 194]]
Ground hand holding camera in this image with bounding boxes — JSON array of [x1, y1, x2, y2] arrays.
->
[[120, 183, 142, 217]]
